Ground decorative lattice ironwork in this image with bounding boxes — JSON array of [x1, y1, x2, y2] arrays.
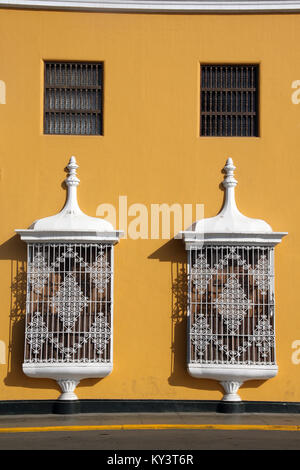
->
[[188, 245, 275, 365], [24, 243, 112, 363]]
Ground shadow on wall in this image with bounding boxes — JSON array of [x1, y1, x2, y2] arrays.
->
[[0, 235, 60, 394], [148, 238, 223, 395]]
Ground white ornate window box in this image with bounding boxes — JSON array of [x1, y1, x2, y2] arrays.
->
[[181, 159, 287, 402], [16, 157, 123, 400]]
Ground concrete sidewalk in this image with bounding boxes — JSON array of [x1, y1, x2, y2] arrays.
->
[[0, 411, 299, 428], [0, 412, 299, 450]]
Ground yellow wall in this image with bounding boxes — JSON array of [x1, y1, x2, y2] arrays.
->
[[0, 8, 299, 402]]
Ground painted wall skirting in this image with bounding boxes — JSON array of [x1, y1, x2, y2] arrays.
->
[[0, 400, 300, 415]]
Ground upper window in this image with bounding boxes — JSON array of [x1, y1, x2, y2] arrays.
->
[[200, 64, 259, 137], [44, 61, 103, 135]]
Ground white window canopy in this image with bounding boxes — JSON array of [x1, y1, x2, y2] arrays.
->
[[16, 157, 123, 402], [181, 158, 287, 403], [16, 156, 122, 243]]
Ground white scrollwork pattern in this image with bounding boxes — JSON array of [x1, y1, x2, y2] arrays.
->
[[214, 274, 251, 334], [26, 312, 48, 355], [25, 244, 112, 364], [51, 273, 88, 332], [189, 246, 275, 365]]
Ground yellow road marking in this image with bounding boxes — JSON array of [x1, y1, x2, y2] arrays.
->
[[0, 424, 299, 433]]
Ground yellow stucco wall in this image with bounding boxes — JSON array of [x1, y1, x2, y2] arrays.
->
[[0, 8, 299, 402]]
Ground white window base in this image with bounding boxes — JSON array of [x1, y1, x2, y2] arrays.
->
[[23, 363, 113, 400], [188, 364, 278, 401]]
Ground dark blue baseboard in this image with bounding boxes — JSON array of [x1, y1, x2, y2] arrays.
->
[[0, 399, 299, 415]]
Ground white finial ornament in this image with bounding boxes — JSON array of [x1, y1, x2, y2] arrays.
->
[[223, 157, 237, 189], [63, 156, 81, 215], [65, 156, 80, 187], [220, 157, 239, 215]]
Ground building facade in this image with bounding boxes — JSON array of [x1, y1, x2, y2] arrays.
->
[[0, 0, 299, 412]]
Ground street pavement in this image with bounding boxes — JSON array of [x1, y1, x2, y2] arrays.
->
[[0, 412, 299, 451]]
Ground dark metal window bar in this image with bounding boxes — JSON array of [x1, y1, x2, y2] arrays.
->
[[200, 64, 259, 137], [44, 61, 103, 135]]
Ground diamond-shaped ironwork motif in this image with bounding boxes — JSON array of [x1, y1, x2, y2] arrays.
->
[[214, 274, 250, 334], [51, 273, 88, 332]]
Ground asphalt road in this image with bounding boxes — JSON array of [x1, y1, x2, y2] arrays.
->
[[0, 413, 299, 453], [0, 428, 299, 450]]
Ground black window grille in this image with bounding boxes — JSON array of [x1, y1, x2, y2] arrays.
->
[[44, 61, 103, 135], [200, 64, 259, 137]]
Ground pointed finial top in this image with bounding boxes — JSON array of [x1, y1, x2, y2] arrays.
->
[[222, 157, 237, 189], [65, 156, 80, 187]]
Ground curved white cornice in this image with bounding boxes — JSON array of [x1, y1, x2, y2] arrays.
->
[[1, 1, 300, 13]]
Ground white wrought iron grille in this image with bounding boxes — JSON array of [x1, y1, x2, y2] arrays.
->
[[24, 243, 113, 364], [188, 245, 275, 366]]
